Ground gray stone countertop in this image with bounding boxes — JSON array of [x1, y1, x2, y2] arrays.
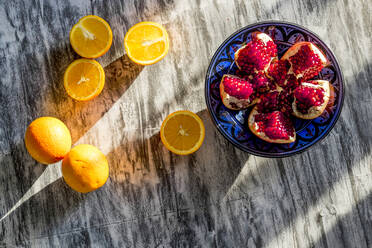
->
[[0, 0, 371, 247]]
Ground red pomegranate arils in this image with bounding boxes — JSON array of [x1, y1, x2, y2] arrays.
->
[[235, 69, 252, 81], [236, 35, 277, 74], [254, 111, 294, 140], [289, 45, 323, 80], [268, 59, 289, 85], [229, 38, 330, 143], [294, 86, 325, 114], [285, 74, 301, 90], [256, 90, 293, 116], [256, 91, 280, 113], [222, 75, 254, 99], [252, 72, 272, 92]]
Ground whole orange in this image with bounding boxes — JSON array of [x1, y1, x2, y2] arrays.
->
[[62, 144, 109, 193], [24, 117, 72, 164]]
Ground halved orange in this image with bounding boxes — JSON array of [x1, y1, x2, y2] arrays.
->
[[160, 111, 205, 155], [124, 22, 169, 65], [64, 59, 105, 101], [70, 15, 113, 58]]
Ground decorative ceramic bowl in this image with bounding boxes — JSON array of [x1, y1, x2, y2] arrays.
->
[[205, 21, 344, 157]]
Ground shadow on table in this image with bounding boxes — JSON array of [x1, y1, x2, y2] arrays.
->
[[263, 0, 332, 17], [44, 49, 144, 143], [105, 108, 249, 215], [215, 61, 372, 246], [0, 42, 144, 209], [98, 108, 250, 245], [0, 48, 145, 244], [314, 191, 372, 247], [0, 45, 143, 192], [105, 57, 372, 246], [0, 178, 89, 246]]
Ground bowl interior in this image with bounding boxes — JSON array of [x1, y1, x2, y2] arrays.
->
[[205, 22, 343, 157]]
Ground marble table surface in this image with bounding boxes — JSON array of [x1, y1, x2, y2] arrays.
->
[[0, 0, 371, 247]]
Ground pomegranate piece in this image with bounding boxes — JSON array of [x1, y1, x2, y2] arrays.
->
[[294, 85, 325, 114], [255, 111, 295, 140], [289, 46, 323, 80], [256, 91, 280, 113], [285, 74, 301, 90], [278, 90, 294, 116], [267, 59, 301, 90], [221, 75, 254, 99], [235, 32, 277, 75], [281, 42, 328, 81], [267, 59, 289, 86], [292, 80, 331, 120], [256, 90, 293, 115], [220, 74, 257, 110], [252, 72, 272, 93], [236, 69, 252, 81]]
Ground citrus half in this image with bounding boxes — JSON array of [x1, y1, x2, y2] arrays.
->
[[160, 111, 205, 155], [124, 22, 169, 65], [64, 59, 105, 101], [70, 15, 113, 58]]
